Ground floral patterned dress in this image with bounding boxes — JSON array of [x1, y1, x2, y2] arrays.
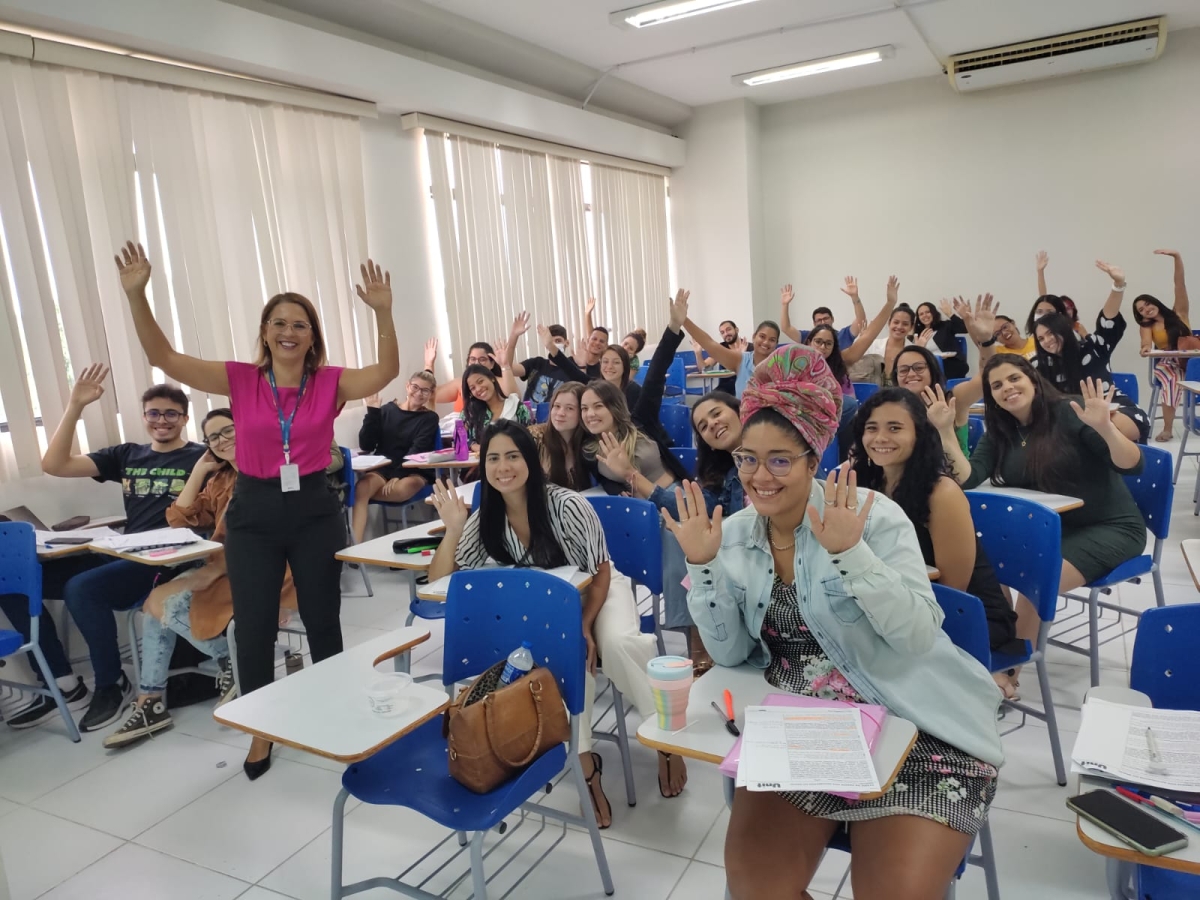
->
[[762, 578, 997, 836]]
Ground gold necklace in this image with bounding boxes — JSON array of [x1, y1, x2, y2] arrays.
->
[[767, 520, 795, 552], [1017, 426, 1030, 448]]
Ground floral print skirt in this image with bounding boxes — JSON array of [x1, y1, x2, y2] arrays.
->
[[761, 579, 997, 836]]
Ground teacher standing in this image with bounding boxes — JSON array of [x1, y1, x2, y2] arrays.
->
[[115, 242, 400, 779]]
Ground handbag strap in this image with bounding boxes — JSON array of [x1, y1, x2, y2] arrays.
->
[[484, 678, 548, 768]]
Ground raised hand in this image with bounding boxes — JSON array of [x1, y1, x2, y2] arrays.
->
[[840, 276, 859, 301], [429, 478, 470, 532], [1154, 249, 1182, 259], [733, 337, 749, 353], [355, 260, 392, 312], [490, 337, 510, 369], [915, 329, 934, 347], [1036, 250, 1049, 272], [780, 284, 795, 306], [963, 293, 997, 345], [1070, 378, 1117, 433], [938, 297, 954, 318], [1095, 260, 1126, 286], [595, 432, 636, 482], [423, 337, 438, 371], [921, 384, 957, 433], [886, 275, 900, 305], [365, 392, 381, 409], [669, 288, 690, 332], [661, 480, 723, 565], [509, 311, 531, 340], [807, 464, 875, 555], [537, 323, 556, 354], [114, 241, 151, 295], [68, 363, 110, 409], [585, 297, 597, 317]]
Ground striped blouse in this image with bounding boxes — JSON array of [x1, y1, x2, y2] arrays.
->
[[454, 484, 609, 574]]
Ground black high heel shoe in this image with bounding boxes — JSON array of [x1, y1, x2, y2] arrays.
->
[[243, 743, 273, 781]]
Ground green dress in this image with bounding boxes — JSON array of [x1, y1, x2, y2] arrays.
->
[[963, 401, 1145, 583]]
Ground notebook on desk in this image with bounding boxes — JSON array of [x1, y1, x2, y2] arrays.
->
[[1072, 698, 1200, 793], [719, 693, 888, 799]]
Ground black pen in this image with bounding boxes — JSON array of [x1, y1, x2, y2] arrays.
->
[[711, 700, 740, 736]]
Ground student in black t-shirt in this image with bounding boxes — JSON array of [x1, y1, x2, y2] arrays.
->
[[26, 365, 204, 732], [502, 315, 574, 403], [350, 370, 441, 542]]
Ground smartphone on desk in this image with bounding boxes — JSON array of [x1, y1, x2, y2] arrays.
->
[[1067, 789, 1189, 856]]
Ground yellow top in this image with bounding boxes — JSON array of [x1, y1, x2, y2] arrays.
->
[[1152, 315, 1190, 350], [996, 335, 1036, 358]]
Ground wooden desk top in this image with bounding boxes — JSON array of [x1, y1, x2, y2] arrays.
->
[[214, 627, 446, 763], [686, 370, 734, 379], [1076, 775, 1200, 876], [36, 541, 95, 561], [966, 484, 1084, 513], [635, 664, 918, 801], [90, 540, 224, 566], [1146, 349, 1200, 358]]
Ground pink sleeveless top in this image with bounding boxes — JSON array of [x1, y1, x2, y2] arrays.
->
[[225, 361, 344, 479]]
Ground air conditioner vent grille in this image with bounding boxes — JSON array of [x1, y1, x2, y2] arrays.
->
[[952, 19, 1161, 73]]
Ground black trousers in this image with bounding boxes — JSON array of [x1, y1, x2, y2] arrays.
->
[[224, 471, 346, 695]]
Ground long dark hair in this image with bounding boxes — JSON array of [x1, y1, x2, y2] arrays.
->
[[915, 302, 944, 330], [892, 345, 947, 392], [850, 389, 945, 529], [478, 420, 568, 569], [601, 343, 632, 388], [461, 364, 508, 441], [806, 324, 849, 386], [1032, 313, 1084, 386], [1133, 294, 1188, 349], [467, 341, 503, 378], [692, 391, 739, 492], [1026, 294, 1078, 335], [537, 382, 588, 491], [980, 355, 1082, 492]]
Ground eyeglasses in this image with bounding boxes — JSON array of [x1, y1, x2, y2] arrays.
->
[[407, 383, 433, 397], [268, 318, 311, 334], [732, 450, 811, 477], [203, 425, 236, 445], [896, 362, 929, 378], [810, 339, 834, 350], [144, 409, 183, 423], [993, 323, 1017, 339]]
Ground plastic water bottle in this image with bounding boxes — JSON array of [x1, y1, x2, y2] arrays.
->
[[499, 641, 534, 686], [453, 418, 469, 461]]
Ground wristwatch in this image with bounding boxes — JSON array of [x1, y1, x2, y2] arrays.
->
[[980, 337, 997, 348]]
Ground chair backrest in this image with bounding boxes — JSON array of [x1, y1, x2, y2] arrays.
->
[[443, 568, 587, 714], [1110, 372, 1139, 404], [1187, 357, 1200, 381], [955, 335, 969, 359], [817, 436, 839, 479], [634, 362, 649, 385], [966, 416, 984, 454], [1125, 445, 1173, 541], [338, 445, 356, 507], [659, 404, 693, 448], [851, 382, 879, 403], [663, 358, 685, 396], [535, 402, 550, 424], [966, 492, 1062, 622], [1130, 605, 1200, 711], [946, 377, 969, 393], [586, 495, 664, 593], [672, 447, 697, 478], [931, 584, 992, 668], [0, 523, 42, 619], [469, 481, 481, 513]]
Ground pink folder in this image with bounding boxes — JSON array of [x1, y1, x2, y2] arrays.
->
[[718, 693, 888, 800]]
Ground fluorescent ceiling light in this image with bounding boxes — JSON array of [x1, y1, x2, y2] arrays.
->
[[736, 46, 894, 86], [611, 0, 765, 30]]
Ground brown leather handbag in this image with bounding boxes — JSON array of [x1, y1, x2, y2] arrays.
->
[[444, 660, 571, 794]]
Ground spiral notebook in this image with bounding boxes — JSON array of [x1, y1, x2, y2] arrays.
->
[[719, 693, 888, 799]]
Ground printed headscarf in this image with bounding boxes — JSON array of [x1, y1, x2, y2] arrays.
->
[[739, 343, 842, 455]]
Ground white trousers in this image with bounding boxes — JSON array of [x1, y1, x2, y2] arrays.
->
[[579, 570, 658, 753]]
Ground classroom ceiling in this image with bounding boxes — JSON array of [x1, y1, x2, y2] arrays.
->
[[254, 0, 1200, 128]]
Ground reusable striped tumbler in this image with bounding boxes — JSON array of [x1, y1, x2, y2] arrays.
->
[[647, 656, 694, 730]]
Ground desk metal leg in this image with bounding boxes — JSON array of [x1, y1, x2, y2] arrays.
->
[[1147, 357, 1161, 428]]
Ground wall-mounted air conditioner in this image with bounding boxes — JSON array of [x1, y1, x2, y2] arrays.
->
[[947, 17, 1165, 93]]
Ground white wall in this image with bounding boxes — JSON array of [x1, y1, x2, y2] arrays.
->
[[758, 27, 1200, 396]]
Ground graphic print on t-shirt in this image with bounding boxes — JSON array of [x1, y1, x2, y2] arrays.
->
[[89, 442, 206, 534]]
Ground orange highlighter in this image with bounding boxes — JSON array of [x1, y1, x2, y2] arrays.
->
[[723, 689, 739, 735]]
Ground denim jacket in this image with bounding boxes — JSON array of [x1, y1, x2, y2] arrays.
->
[[686, 483, 1005, 767], [650, 465, 746, 519]]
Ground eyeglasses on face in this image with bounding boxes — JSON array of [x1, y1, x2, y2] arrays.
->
[[993, 323, 1017, 339], [896, 362, 929, 377], [732, 450, 812, 477], [203, 425, 236, 445], [143, 409, 183, 423], [811, 339, 835, 350], [407, 383, 433, 397], [268, 318, 311, 334]]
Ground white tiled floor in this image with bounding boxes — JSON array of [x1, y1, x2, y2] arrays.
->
[[1, 443, 1197, 900]]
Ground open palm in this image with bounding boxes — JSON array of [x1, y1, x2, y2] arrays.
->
[[70, 363, 110, 407], [114, 241, 151, 295], [661, 481, 722, 565]]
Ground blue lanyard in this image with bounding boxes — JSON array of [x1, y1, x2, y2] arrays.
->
[[267, 369, 308, 465]]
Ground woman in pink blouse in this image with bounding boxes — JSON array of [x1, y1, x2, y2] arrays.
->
[[115, 242, 399, 780]]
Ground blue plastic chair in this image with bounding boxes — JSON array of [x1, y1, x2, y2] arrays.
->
[[955, 335, 969, 360], [337, 446, 373, 596], [947, 377, 970, 393], [1053, 446, 1173, 687], [332, 569, 614, 900], [966, 491, 1068, 785], [660, 404, 693, 448], [966, 416, 984, 455], [634, 361, 650, 385], [586, 496, 665, 655], [1172, 358, 1200, 484], [371, 432, 442, 532], [818, 436, 839, 479], [0, 523, 81, 742], [851, 382, 878, 404], [535, 401, 550, 424], [1111, 372, 1139, 405], [662, 357, 686, 404], [672, 446, 697, 478]]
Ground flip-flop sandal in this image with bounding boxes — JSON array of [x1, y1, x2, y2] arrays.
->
[[585, 752, 611, 829], [658, 752, 684, 799]]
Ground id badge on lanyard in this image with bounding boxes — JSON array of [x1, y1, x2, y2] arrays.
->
[[269, 370, 307, 493]]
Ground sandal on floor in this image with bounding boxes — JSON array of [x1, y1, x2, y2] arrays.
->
[[1156, 431, 1174, 442], [692, 658, 715, 679], [584, 752, 611, 830], [658, 751, 685, 799]]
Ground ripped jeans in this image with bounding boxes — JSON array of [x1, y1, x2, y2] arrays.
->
[[139, 589, 230, 695]]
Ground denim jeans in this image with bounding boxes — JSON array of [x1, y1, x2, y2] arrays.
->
[[140, 589, 230, 695], [63, 558, 170, 689]]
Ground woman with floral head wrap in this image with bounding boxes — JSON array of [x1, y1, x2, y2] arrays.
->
[[664, 344, 1004, 900]]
